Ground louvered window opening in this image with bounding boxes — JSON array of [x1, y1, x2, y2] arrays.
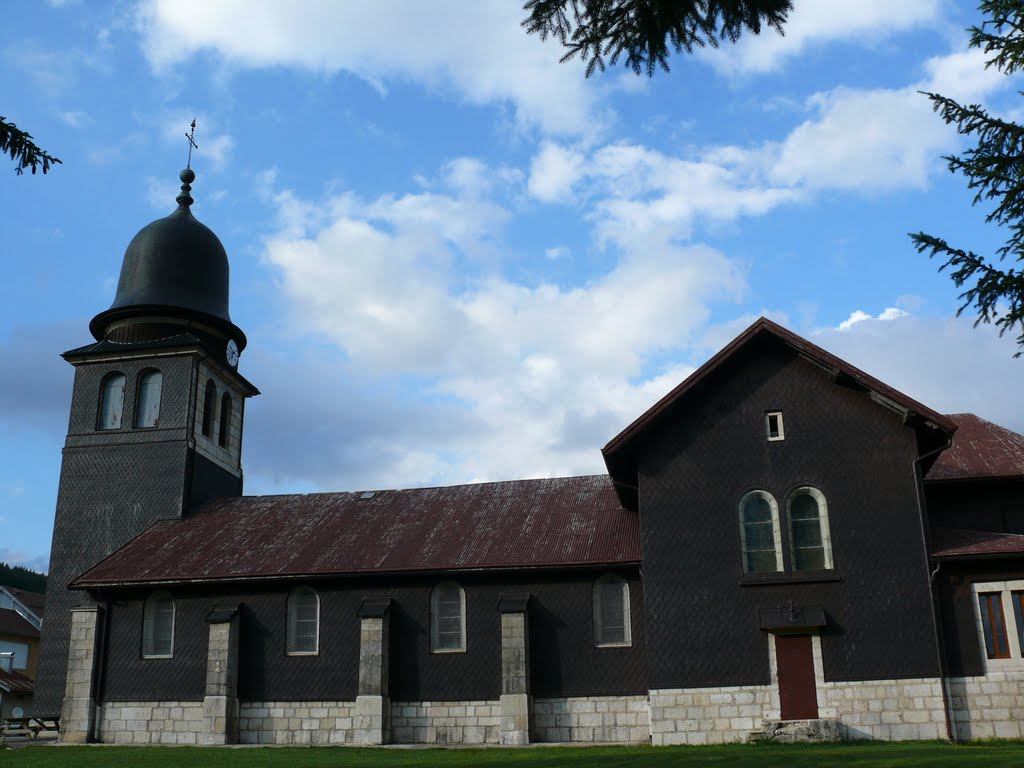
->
[[135, 370, 162, 428], [99, 373, 126, 430]]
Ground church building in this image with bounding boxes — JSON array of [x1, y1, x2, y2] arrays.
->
[[34, 168, 1024, 745]]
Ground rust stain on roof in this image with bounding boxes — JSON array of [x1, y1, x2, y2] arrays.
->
[[931, 527, 1024, 559], [74, 475, 639, 587], [927, 414, 1024, 481], [0, 667, 35, 695]]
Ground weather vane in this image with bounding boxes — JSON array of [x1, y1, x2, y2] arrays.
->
[[185, 118, 198, 169]]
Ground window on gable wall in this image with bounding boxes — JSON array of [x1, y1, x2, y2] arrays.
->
[[431, 582, 466, 652], [142, 591, 175, 658], [287, 586, 319, 655], [738, 491, 782, 573], [135, 370, 162, 428], [765, 410, 785, 441], [594, 574, 631, 647], [788, 488, 833, 570], [98, 372, 126, 430]]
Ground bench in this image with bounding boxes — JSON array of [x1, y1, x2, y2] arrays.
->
[[0, 716, 60, 742]]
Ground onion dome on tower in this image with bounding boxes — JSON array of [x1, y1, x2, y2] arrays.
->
[[89, 168, 246, 353]]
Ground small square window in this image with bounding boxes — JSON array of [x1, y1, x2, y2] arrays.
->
[[765, 411, 785, 441]]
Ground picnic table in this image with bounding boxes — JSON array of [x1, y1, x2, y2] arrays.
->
[[0, 715, 59, 742]]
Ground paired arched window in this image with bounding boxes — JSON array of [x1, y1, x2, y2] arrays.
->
[[431, 582, 466, 652], [98, 372, 126, 430], [287, 587, 319, 655], [142, 591, 175, 658], [135, 370, 162, 428], [738, 491, 782, 573], [201, 379, 216, 437], [788, 487, 832, 570], [738, 488, 832, 573], [218, 393, 233, 448], [594, 574, 631, 647]]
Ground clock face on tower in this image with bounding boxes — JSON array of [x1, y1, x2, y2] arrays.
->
[[225, 339, 239, 368]]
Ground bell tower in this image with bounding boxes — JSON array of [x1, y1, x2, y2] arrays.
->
[[34, 168, 259, 715]]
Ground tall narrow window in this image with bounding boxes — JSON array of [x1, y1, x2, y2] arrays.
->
[[594, 574, 631, 647], [980, 592, 1010, 659], [765, 411, 785, 441], [98, 373, 126, 430], [738, 491, 781, 573], [287, 587, 319, 655], [201, 379, 216, 437], [1013, 592, 1024, 655], [788, 487, 833, 571], [142, 591, 175, 658], [218, 393, 232, 448], [135, 370, 162, 428], [431, 582, 466, 652]]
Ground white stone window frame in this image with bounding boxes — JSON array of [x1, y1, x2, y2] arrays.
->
[[593, 574, 632, 648], [786, 486, 834, 571], [141, 591, 175, 659], [430, 581, 467, 653], [971, 579, 1024, 672], [765, 410, 785, 441], [738, 490, 784, 574], [286, 586, 320, 656]]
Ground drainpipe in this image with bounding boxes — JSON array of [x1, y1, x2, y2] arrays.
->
[[912, 435, 955, 742]]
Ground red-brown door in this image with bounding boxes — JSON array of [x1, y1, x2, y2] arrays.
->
[[776, 634, 818, 720]]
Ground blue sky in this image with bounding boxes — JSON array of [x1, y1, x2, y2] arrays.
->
[[2, 0, 1022, 572]]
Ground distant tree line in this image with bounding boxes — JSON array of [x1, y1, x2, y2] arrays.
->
[[0, 561, 47, 593]]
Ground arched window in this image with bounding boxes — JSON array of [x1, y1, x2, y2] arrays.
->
[[201, 379, 216, 437], [218, 393, 232, 448], [142, 591, 175, 658], [738, 491, 782, 573], [98, 372, 126, 430], [594, 574, 631, 647], [788, 487, 833, 570], [287, 587, 319, 655], [135, 370, 162, 428], [431, 582, 466, 652]]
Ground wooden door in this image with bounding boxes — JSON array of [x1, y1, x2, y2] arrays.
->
[[776, 634, 818, 720]]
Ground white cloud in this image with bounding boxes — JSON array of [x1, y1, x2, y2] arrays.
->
[[528, 142, 585, 202], [709, 0, 942, 75], [837, 307, 908, 331], [137, 0, 598, 136]]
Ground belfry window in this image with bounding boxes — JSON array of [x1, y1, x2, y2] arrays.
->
[[201, 379, 216, 437], [594, 574, 631, 647], [142, 591, 175, 658], [431, 582, 466, 652], [135, 370, 162, 428], [738, 491, 782, 573], [218, 393, 232, 448], [98, 373, 126, 430], [287, 587, 319, 655], [787, 487, 833, 570]]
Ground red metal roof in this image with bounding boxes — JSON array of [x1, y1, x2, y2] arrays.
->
[[931, 527, 1024, 559], [0, 667, 34, 695], [926, 413, 1024, 482], [73, 475, 639, 587]]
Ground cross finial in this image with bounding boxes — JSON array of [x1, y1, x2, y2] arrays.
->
[[185, 118, 198, 169]]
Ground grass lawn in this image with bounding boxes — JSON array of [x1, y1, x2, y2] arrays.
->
[[2, 741, 1024, 768]]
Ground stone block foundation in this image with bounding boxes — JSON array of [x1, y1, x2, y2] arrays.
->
[[99, 701, 206, 745], [390, 700, 501, 744], [237, 701, 358, 745], [533, 696, 650, 742]]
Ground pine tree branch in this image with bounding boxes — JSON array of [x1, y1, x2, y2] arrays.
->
[[0, 115, 62, 175]]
